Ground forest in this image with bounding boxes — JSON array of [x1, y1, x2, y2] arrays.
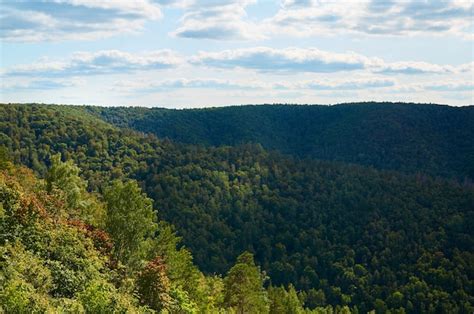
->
[[85, 103, 474, 180], [0, 103, 473, 313]]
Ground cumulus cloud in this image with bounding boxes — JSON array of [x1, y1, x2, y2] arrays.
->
[[385, 80, 473, 94], [4, 47, 465, 79], [114, 77, 399, 94], [268, 0, 473, 39], [1, 0, 163, 42], [190, 46, 461, 75], [458, 62, 474, 73], [424, 81, 473, 92], [377, 61, 457, 75], [1, 79, 81, 92], [4, 50, 182, 77], [275, 78, 396, 90], [191, 47, 380, 72], [114, 78, 265, 92], [172, 0, 263, 40]]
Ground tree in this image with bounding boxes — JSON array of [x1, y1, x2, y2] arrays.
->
[[0, 146, 12, 170], [136, 256, 172, 312], [305, 288, 326, 309], [374, 299, 387, 314], [224, 251, 269, 313], [104, 179, 157, 269], [268, 284, 304, 314], [387, 291, 404, 309], [46, 153, 87, 211], [46, 154, 105, 226]]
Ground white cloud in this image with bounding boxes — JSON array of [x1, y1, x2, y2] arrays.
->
[[1, 0, 163, 42], [114, 78, 265, 92], [275, 78, 396, 90], [190, 47, 380, 72], [114, 77, 398, 94], [458, 62, 474, 73], [190, 46, 462, 75], [4, 47, 466, 80], [172, 0, 263, 40], [4, 50, 183, 77], [267, 0, 473, 39], [1, 79, 83, 92], [424, 81, 473, 92], [377, 61, 457, 75], [384, 80, 473, 95]]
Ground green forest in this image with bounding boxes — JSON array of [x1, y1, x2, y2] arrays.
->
[[0, 103, 473, 313], [85, 103, 474, 180]]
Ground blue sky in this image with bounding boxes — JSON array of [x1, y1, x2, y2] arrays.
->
[[1, 0, 472, 107]]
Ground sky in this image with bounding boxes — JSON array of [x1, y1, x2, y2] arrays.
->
[[0, 0, 473, 108]]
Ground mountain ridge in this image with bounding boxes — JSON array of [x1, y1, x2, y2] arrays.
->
[[82, 102, 474, 180]]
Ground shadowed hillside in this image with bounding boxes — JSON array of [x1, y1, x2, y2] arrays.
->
[[86, 102, 474, 180]]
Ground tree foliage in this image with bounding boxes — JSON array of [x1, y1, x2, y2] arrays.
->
[[0, 103, 473, 312], [104, 179, 157, 269], [136, 256, 173, 312], [224, 252, 269, 313], [86, 102, 474, 180]]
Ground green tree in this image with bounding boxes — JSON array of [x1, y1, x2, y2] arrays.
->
[[47, 153, 87, 210], [46, 153, 105, 226], [269, 284, 304, 314], [0, 145, 12, 170], [224, 251, 269, 313], [387, 291, 404, 309], [104, 179, 157, 269], [374, 298, 387, 314], [136, 256, 172, 312], [0, 243, 54, 313], [305, 288, 326, 309]]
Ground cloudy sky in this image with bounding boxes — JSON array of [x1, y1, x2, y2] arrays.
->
[[1, 0, 473, 107]]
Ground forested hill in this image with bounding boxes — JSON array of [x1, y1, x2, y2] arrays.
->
[[85, 102, 474, 180], [1, 103, 473, 312]]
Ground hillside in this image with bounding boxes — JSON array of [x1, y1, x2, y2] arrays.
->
[[1, 160, 302, 312], [1, 103, 473, 312], [86, 103, 474, 180]]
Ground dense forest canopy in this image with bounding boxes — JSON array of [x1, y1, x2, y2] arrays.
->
[[84, 102, 474, 180], [0, 103, 473, 312], [0, 158, 292, 312]]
